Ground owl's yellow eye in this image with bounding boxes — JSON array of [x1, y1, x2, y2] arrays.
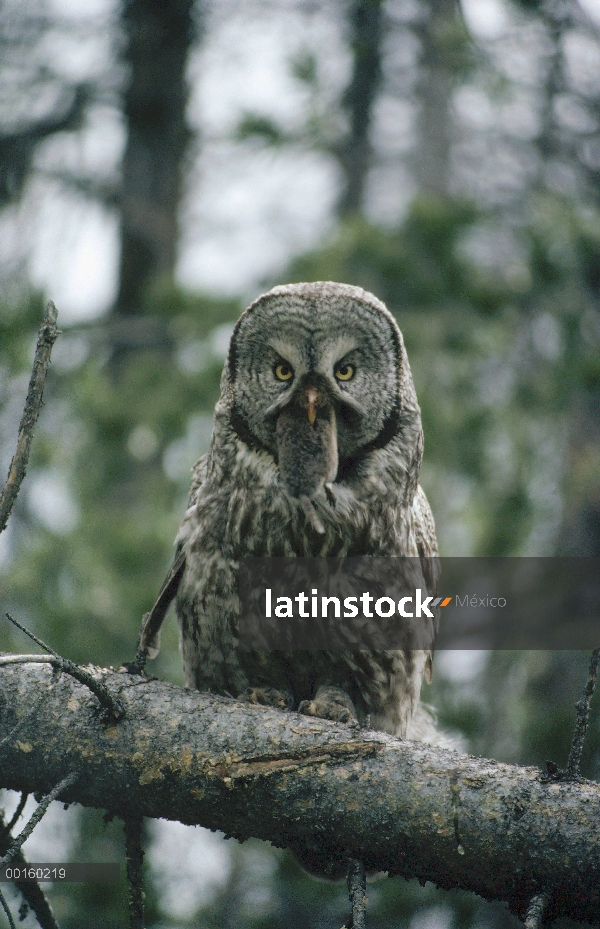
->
[[335, 363, 354, 381], [274, 362, 293, 381]]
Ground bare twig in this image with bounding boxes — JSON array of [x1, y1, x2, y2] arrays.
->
[[524, 892, 550, 929], [2, 614, 57, 656], [124, 816, 145, 929], [6, 793, 28, 833], [0, 655, 55, 666], [0, 774, 77, 869], [345, 859, 367, 929], [3, 614, 125, 722], [566, 648, 600, 780], [0, 888, 16, 929], [0, 301, 60, 534], [0, 810, 61, 929]]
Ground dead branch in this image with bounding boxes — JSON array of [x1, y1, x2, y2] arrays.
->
[[2, 662, 600, 925], [0, 810, 60, 929], [524, 893, 550, 929], [346, 859, 367, 929], [0, 301, 60, 534], [124, 816, 145, 929], [566, 648, 600, 780], [0, 774, 77, 869], [0, 651, 124, 722], [0, 888, 16, 929], [3, 614, 125, 721], [5, 793, 27, 833], [0, 774, 76, 929]]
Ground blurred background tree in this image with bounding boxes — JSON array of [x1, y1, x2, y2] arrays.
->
[[1, 0, 599, 927]]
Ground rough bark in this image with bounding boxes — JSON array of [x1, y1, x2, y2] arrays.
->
[[2, 662, 600, 924]]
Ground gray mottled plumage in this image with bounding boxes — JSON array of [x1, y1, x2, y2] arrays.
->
[[162, 281, 439, 743]]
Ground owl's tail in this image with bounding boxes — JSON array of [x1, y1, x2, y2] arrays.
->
[[405, 702, 463, 751]]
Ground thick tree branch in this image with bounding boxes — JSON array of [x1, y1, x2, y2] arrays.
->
[[0, 301, 60, 534], [1, 664, 600, 924]]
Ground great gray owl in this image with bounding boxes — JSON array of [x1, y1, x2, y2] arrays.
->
[[140, 281, 439, 742]]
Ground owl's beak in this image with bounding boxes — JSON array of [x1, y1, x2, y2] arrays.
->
[[306, 388, 317, 425]]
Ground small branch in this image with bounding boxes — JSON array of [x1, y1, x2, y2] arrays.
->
[[0, 888, 16, 929], [0, 774, 77, 869], [566, 648, 600, 780], [12, 877, 60, 929], [0, 655, 55, 666], [0, 810, 60, 929], [345, 859, 367, 929], [6, 793, 28, 833], [3, 614, 125, 722], [524, 892, 550, 929], [124, 817, 145, 929], [2, 614, 58, 657], [0, 301, 60, 534]]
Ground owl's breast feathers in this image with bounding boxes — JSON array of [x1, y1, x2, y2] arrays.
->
[[181, 390, 432, 560]]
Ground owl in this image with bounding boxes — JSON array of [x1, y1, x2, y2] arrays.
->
[[141, 281, 439, 742]]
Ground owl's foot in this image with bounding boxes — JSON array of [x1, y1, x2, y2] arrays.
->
[[299, 685, 358, 725], [242, 686, 293, 710]]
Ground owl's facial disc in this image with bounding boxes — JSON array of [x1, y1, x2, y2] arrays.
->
[[229, 295, 400, 496]]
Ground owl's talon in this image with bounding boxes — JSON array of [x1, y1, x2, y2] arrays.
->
[[242, 687, 292, 710], [298, 686, 358, 725]]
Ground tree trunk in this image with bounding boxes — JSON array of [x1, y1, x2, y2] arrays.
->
[[412, 0, 463, 197], [336, 0, 384, 216], [115, 0, 196, 317], [2, 661, 600, 925]]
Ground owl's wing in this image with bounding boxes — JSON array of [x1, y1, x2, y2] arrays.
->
[[412, 483, 440, 591], [412, 484, 440, 683], [137, 454, 209, 661], [138, 549, 186, 658]]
